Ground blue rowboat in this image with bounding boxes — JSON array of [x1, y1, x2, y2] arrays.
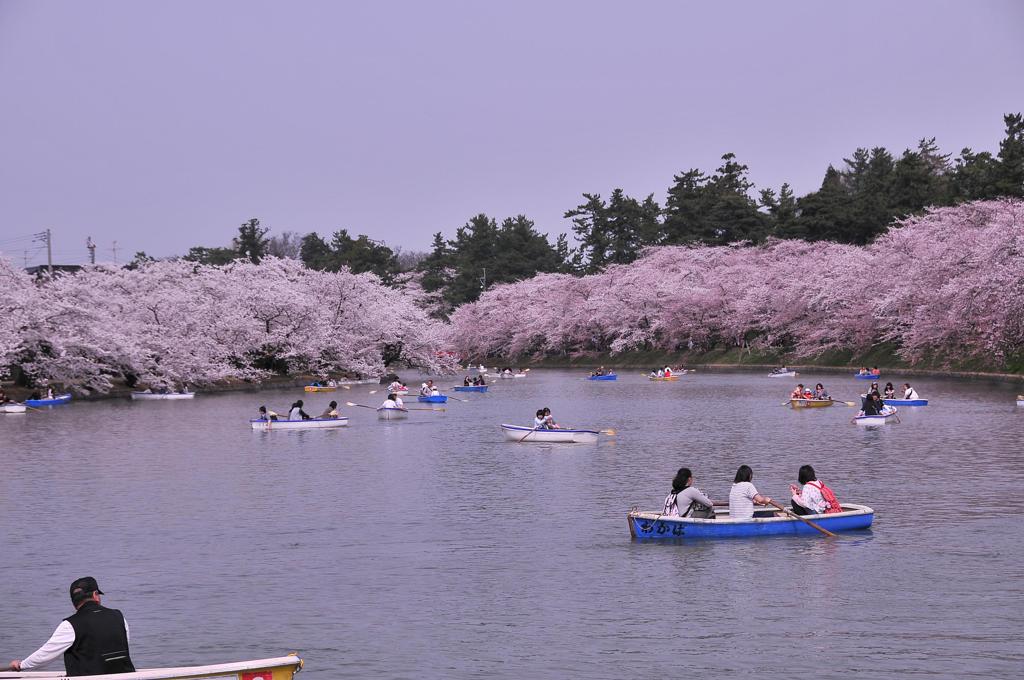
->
[[417, 394, 448, 403], [884, 398, 928, 406], [854, 374, 881, 380], [25, 393, 72, 407], [588, 374, 617, 381], [453, 385, 488, 392], [628, 504, 874, 539]]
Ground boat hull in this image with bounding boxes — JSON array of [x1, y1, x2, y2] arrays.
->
[[454, 385, 488, 392], [628, 504, 874, 539], [1, 403, 27, 413], [303, 385, 337, 392], [588, 374, 617, 380], [854, 407, 899, 425], [885, 398, 928, 406], [131, 392, 195, 400], [417, 395, 448, 403], [648, 376, 679, 381], [0, 655, 303, 680], [250, 417, 349, 430], [25, 394, 72, 407], [790, 398, 835, 408], [500, 424, 600, 443], [377, 407, 409, 420], [769, 371, 797, 378], [854, 374, 881, 380]]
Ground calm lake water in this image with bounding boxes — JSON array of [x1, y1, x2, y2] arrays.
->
[[2, 369, 1022, 679]]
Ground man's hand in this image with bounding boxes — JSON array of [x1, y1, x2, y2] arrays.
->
[[8, 660, 22, 672]]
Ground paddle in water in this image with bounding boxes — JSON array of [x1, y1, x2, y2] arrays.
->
[[767, 499, 836, 537]]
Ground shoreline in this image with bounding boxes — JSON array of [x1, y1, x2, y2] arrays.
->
[[513, 349, 1024, 382]]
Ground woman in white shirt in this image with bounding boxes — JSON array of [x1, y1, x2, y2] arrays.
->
[[903, 383, 920, 400], [729, 465, 772, 520], [663, 467, 716, 519], [789, 464, 827, 515]]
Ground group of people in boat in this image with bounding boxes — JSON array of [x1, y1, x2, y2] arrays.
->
[[648, 366, 676, 378], [387, 379, 407, 393], [590, 366, 613, 377], [257, 399, 341, 421], [380, 393, 406, 410], [462, 374, 487, 386], [419, 380, 441, 397], [857, 366, 882, 376], [858, 381, 920, 415], [770, 366, 793, 375], [663, 464, 841, 520], [307, 379, 338, 388], [790, 383, 830, 400], [532, 407, 559, 429]]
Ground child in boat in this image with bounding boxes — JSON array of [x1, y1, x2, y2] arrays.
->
[[884, 382, 895, 399], [319, 401, 339, 419], [813, 383, 830, 400], [663, 366, 673, 377], [903, 383, 920, 400], [790, 384, 806, 399], [464, 376, 472, 386], [257, 405, 279, 421], [382, 394, 402, 409], [663, 467, 715, 519], [534, 409, 550, 429], [729, 465, 773, 521], [542, 407, 559, 429]]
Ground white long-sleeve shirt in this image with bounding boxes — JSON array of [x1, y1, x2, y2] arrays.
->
[[792, 481, 827, 514], [904, 387, 920, 399], [20, 618, 130, 670]]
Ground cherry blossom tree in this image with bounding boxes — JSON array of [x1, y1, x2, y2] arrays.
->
[[449, 199, 1024, 369]]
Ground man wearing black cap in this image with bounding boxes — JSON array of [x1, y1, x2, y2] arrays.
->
[[7, 577, 135, 676]]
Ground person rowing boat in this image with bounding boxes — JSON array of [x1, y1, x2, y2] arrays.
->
[[289, 400, 311, 421], [318, 401, 340, 419], [381, 393, 405, 410]]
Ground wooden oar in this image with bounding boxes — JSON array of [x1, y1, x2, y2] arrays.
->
[[517, 427, 540, 443], [600, 428, 617, 436], [767, 499, 835, 537], [344, 401, 444, 413]]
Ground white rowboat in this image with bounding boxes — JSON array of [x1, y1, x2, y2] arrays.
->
[[0, 403, 27, 413], [500, 423, 600, 443], [250, 417, 349, 430], [854, 406, 899, 426], [769, 370, 797, 377], [377, 407, 409, 420], [0, 655, 303, 680]]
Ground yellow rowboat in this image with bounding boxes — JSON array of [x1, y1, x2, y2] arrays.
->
[[790, 398, 835, 408], [303, 385, 337, 392], [648, 376, 679, 381], [1, 655, 303, 680]]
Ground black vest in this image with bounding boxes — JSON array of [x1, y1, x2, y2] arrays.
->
[[63, 601, 135, 676]]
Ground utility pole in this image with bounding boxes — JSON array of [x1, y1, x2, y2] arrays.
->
[[480, 267, 486, 290], [112, 241, 120, 264], [86, 236, 96, 264], [34, 229, 53, 275]]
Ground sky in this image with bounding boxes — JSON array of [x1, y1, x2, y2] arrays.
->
[[0, 0, 1022, 266]]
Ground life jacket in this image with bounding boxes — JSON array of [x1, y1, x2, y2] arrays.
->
[[808, 480, 842, 514]]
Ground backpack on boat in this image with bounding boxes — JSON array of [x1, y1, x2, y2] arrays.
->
[[808, 480, 842, 514]]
